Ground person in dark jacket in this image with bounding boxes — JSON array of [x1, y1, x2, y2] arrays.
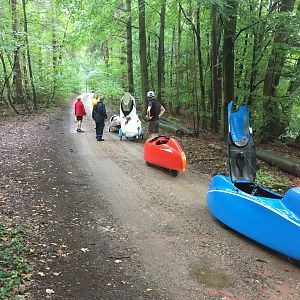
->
[[92, 97, 107, 141]]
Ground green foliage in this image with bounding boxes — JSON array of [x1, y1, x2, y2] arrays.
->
[[287, 103, 300, 136], [0, 0, 299, 134], [0, 221, 32, 299]]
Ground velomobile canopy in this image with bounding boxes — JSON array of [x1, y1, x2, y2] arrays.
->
[[228, 101, 257, 183], [120, 92, 134, 117]]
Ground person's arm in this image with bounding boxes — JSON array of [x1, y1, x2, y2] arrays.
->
[[147, 101, 152, 119], [158, 105, 165, 118]]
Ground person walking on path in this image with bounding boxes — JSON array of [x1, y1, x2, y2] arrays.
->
[[146, 91, 165, 140], [92, 96, 107, 141], [74, 97, 86, 132], [91, 94, 100, 108]]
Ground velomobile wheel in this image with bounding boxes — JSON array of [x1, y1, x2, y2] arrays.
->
[[170, 170, 179, 177], [146, 161, 151, 166]]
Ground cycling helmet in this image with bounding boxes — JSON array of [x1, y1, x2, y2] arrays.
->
[[147, 91, 155, 98]]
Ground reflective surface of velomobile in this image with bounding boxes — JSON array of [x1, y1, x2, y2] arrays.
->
[[207, 101, 300, 261], [118, 92, 143, 141], [144, 135, 186, 177]]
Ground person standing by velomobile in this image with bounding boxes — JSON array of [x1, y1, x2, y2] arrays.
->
[[92, 96, 107, 141], [146, 91, 165, 139], [74, 97, 86, 132]]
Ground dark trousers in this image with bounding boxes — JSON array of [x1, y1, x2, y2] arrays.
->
[[95, 121, 104, 139]]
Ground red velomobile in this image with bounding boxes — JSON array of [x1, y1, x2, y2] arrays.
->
[[144, 135, 187, 177]]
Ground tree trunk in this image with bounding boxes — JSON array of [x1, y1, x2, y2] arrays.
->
[[221, 0, 238, 139], [236, 33, 248, 90], [195, 5, 207, 130], [192, 33, 200, 136], [157, 1, 166, 104], [211, 3, 219, 133], [22, 0, 37, 111], [262, 0, 295, 137], [0, 52, 19, 114], [138, 0, 149, 114], [126, 0, 134, 95], [51, 1, 58, 104], [147, 35, 155, 90], [11, 0, 24, 105], [288, 56, 300, 94], [175, 4, 182, 115]]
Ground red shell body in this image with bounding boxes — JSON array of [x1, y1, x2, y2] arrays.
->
[[144, 136, 186, 171]]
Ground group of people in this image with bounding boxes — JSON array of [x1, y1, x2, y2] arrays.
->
[[74, 94, 107, 141], [74, 91, 165, 140]]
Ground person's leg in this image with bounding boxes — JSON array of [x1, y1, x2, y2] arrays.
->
[[76, 118, 81, 131], [148, 121, 155, 139], [98, 121, 104, 140], [96, 122, 101, 140], [76, 117, 83, 132], [154, 121, 160, 137]]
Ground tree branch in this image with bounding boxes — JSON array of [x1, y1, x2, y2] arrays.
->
[[235, 19, 262, 41], [112, 15, 139, 30], [177, 1, 199, 38]]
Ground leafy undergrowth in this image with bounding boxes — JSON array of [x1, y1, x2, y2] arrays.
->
[[0, 221, 33, 300], [256, 169, 297, 194]]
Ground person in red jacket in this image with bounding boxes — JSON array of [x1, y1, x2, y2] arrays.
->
[[74, 97, 86, 132]]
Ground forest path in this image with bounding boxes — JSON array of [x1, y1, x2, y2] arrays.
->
[[50, 93, 300, 300], [2, 94, 300, 300]]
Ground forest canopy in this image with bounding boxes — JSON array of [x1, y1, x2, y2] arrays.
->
[[0, 0, 299, 141]]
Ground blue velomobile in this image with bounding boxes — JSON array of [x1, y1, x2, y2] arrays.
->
[[207, 101, 300, 261]]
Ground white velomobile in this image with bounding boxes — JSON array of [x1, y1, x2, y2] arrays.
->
[[118, 92, 143, 141], [108, 114, 121, 132]]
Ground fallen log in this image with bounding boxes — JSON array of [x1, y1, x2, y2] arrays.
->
[[159, 122, 185, 136], [160, 118, 193, 135], [256, 148, 300, 176]]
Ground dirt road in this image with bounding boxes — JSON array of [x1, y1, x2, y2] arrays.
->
[[2, 93, 300, 300]]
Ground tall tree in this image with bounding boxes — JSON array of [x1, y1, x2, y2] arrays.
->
[[262, 0, 295, 138], [11, 0, 24, 104], [221, 0, 238, 138], [22, 0, 37, 110], [175, 4, 182, 115], [138, 0, 149, 113], [157, 0, 166, 104], [195, 4, 206, 130], [126, 0, 134, 95], [248, 1, 265, 106], [210, 3, 219, 133]]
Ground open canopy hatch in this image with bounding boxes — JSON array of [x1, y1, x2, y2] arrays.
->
[[228, 101, 257, 183]]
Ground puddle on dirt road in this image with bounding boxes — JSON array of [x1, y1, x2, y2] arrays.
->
[[192, 267, 233, 288]]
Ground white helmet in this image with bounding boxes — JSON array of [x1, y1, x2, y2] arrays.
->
[[147, 91, 155, 98]]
